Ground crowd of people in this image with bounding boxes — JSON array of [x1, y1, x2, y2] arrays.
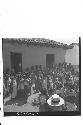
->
[[3, 62, 79, 110]]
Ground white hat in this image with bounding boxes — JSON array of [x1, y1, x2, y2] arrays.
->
[[52, 94, 59, 98]]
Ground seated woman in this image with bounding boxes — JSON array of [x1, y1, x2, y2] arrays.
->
[[39, 89, 51, 112], [27, 91, 41, 105], [27, 83, 41, 105], [39, 89, 47, 104]]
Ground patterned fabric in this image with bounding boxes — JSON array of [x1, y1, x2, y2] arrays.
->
[[66, 102, 77, 111], [27, 93, 40, 105], [40, 95, 47, 104]]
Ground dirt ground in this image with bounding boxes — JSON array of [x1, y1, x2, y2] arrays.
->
[[3, 97, 39, 112]]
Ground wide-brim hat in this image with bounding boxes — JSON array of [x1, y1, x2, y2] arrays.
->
[[47, 94, 64, 107]]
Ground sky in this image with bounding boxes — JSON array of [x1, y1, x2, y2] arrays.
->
[[0, 0, 82, 45]]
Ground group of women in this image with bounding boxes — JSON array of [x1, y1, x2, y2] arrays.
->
[[3, 62, 79, 108]]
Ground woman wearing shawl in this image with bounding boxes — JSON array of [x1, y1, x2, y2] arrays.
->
[[11, 77, 17, 99]]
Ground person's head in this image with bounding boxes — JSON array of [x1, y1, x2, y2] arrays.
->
[[56, 77, 59, 82], [41, 89, 47, 95]]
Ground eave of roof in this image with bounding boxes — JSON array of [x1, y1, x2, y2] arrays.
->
[[70, 43, 79, 46], [2, 38, 73, 49]]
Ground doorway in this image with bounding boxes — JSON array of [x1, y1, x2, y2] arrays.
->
[[11, 52, 22, 73], [46, 54, 55, 68]]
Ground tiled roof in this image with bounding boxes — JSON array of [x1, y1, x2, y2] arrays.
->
[[70, 43, 79, 46], [3, 38, 73, 49]]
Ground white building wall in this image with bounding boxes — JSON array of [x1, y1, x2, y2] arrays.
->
[[3, 43, 66, 71], [65, 45, 79, 65]]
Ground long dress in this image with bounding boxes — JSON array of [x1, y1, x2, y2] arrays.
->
[[31, 84, 35, 95], [42, 78, 47, 90], [11, 79, 17, 99]]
